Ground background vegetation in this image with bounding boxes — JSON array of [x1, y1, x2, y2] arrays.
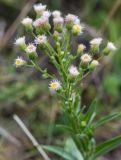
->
[[0, 0, 121, 159]]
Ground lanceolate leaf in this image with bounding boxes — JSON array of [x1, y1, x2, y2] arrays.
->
[[42, 145, 77, 160], [95, 135, 121, 158], [84, 99, 97, 125], [56, 124, 73, 133], [65, 138, 84, 160], [94, 112, 121, 128]]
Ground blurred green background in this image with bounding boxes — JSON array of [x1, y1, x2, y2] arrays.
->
[[0, 0, 121, 159]]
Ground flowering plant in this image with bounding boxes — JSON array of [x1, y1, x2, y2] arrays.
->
[[14, 3, 121, 160]]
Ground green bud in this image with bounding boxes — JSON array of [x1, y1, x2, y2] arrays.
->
[[89, 60, 99, 71], [81, 121, 87, 127], [103, 47, 110, 56]]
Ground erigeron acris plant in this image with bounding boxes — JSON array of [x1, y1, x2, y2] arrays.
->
[[14, 3, 121, 160]]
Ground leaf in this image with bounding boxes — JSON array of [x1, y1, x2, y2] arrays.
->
[[42, 145, 76, 160], [94, 112, 121, 128], [84, 99, 97, 125], [95, 135, 121, 158], [56, 124, 73, 133], [65, 138, 84, 160]]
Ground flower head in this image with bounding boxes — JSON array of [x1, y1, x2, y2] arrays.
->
[[90, 38, 102, 47], [42, 10, 51, 18], [107, 42, 116, 51], [52, 10, 61, 18], [81, 54, 92, 64], [21, 17, 33, 26], [49, 80, 61, 91], [25, 43, 36, 53], [14, 57, 25, 67], [72, 24, 84, 35], [69, 65, 79, 77], [35, 35, 47, 45], [33, 17, 49, 28], [53, 17, 64, 25], [14, 36, 25, 46], [33, 3, 46, 14], [65, 14, 78, 23]]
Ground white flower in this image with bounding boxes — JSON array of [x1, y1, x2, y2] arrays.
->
[[90, 38, 102, 47], [49, 80, 61, 91], [53, 17, 64, 25], [52, 10, 61, 17], [25, 43, 36, 53], [14, 57, 25, 67], [65, 14, 78, 23], [69, 65, 79, 77], [42, 10, 51, 18], [72, 24, 84, 34], [81, 54, 92, 63], [14, 36, 25, 46], [35, 35, 47, 45], [107, 42, 116, 51], [33, 3, 46, 14], [33, 17, 48, 28], [21, 17, 33, 26]]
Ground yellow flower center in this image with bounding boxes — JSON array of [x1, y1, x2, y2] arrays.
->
[[51, 83, 57, 89], [74, 25, 81, 33], [16, 59, 21, 65]]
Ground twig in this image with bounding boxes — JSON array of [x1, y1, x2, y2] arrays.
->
[[13, 114, 51, 160]]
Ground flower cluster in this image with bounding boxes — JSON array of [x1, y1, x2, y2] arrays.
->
[[14, 2, 116, 92]]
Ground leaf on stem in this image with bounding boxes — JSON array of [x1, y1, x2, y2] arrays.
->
[[42, 145, 77, 160], [84, 99, 97, 126], [95, 135, 121, 158], [94, 112, 121, 128]]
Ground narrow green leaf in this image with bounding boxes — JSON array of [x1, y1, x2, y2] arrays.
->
[[84, 99, 97, 124], [95, 135, 121, 158], [56, 124, 73, 133], [94, 112, 121, 128], [42, 145, 76, 160]]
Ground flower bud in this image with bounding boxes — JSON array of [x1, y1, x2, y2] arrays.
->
[[65, 14, 78, 30], [14, 36, 26, 51], [89, 60, 99, 71], [81, 53, 92, 68], [77, 44, 86, 55], [53, 31, 61, 41], [33, 17, 51, 34], [33, 3, 46, 16], [90, 38, 102, 55], [103, 42, 116, 55], [53, 17, 64, 32], [69, 65, 79, 78], [81, 121, 86, 127], [52, 10, 61, 18], [25, 44, 38, 60], [21, 17, 33, 33]]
